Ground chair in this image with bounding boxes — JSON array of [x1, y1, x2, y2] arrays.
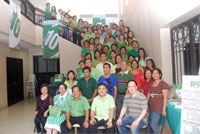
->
[[72, 124, 80, 134], [26, 74, 36, 98]]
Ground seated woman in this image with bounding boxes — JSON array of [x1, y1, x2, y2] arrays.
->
[[45, 83, 71, 134], [34, 84, 53, 134], [129, 60, 144, 91], [117, 80, 147, 134], [64, 70, 77, 95]]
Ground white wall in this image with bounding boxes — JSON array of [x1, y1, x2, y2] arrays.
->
[[120, 0, 200, 84]]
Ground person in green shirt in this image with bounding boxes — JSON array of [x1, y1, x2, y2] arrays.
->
[[81, 41, 90, 60], [88, 83, 116, 134], [45, 3, 51, 20], [60, 86, 90, 134], [127, 40, 139, 58], [64, 70, 77, 95], [104, 36, 115, 51], [92, 50, 101, 67], [115, 61, 134, 119], [80, 59, 101, 82], [77, 67, 98, 103], [85, 27, 95, 39], [119, 46, 128, 62], [117, 34, 128, 50]]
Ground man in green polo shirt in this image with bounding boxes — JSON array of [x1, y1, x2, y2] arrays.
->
[[115, 61, 134, 119], [77, 67, 98, 103], [60, 86, 90, 134], [80, 59, 101, 82], [88, 83, 116, 134]]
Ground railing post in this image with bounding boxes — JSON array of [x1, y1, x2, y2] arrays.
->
[[24, 0, 27, 17]]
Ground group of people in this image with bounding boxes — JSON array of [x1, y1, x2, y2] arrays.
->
[[34, 3, 171, 134]]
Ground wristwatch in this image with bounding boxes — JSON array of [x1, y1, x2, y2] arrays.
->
[[109, 119, 112, 122]]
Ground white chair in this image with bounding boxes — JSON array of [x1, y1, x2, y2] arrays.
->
[[26, 74, 36, 98], [72, 124, 80, 134]]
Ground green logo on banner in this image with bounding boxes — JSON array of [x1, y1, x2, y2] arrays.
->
[[93, 18, 106, 25], [43, 20, 59, 58], [10, 12, 20, 38]]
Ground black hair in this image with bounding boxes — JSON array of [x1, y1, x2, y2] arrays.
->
[[146, 59, 156, 69], [109, 36, 114, 39], [111, 43, 118, 49], [98, 83, 108, 89], [103, 63, 111, 69], [128, 55, 135, 60], [103, 45, 109, 50], [79, 60, 84, 64], [152, 68, 162, 79], [120, 46, 126, 51], [115, 54, 122, 64], [94, 50, 101, 59], [119, 34, 125, 41], [127, 80, 137, 86], [84, 58, 92, 64], [144, 69, 152, 80], [67, 70, 76, 80], [58, 83, 67, 89], [82, 66, 91, 73], [40, 84, 48, 90], [138, 48, 147, 62], [84, 53, 92, 61], [131, 59, 139, 68], [72, 85, 80, 92]]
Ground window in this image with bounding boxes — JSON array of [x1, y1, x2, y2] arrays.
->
[[33, 56, 60, 74], [171, 15, 200, 84]]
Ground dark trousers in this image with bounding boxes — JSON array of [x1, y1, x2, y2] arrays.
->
[[116, 94, 125, 120], [60, 116, 87, 134], [88, 118, 115, 134], [34, 115, 47, 133], [72, 32, 81, 47], [63, 27, 69, 40]]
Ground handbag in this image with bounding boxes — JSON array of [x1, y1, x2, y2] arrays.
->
[[49, 105, 62, 117]]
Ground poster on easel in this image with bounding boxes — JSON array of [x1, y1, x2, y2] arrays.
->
[[181, 76, 200, 134]]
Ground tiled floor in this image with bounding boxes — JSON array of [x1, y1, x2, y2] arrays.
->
[[0, 99, 36, 134], [0, 99, 172, 134]]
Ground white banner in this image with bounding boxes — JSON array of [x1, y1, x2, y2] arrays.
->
[[9, 0, 21, 48], [181, 75, 200, 134]]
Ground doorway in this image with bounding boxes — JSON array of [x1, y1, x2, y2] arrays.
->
[[7, 57, 24, 106]]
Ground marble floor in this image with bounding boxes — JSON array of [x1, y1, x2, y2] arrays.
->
[[0, 99, 36, 134], [0, 99, 172, 134]]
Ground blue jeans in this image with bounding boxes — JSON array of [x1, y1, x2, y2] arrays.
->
[[148, 112, 162, 134], [117, 115, 146, 134]]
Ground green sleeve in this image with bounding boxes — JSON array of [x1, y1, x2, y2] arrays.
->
[[109, 96, 116, 109], [91, 98, 96, 111], [65, 98, 71, 112]]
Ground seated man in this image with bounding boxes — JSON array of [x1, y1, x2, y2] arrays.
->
[[61, 86, 90, 134], [117, 80, 147, 134], [88, 83, 116, 134]]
